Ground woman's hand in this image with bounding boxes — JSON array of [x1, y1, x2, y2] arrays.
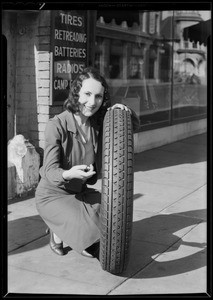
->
[[62, 164, 96, 182], [109, 103, 132, 114]]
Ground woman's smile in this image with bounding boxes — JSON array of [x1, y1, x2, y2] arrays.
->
[[78, 77, 104, 117], [84, 104, 96, 111]]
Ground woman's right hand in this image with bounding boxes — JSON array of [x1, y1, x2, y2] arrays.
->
[[62, 164, 96, 182]]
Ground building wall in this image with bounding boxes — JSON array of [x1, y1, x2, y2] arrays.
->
[[3, 12, 17, 141], [36, 10, 51, 150], [4, 11, 63, 150], [36, 10, 63, 150], [15, 12, 39, 143], [134, 118, 206, 153], [4, 10, 207, 155]]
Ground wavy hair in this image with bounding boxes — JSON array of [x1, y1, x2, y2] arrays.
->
[[63, 67, 111, 126]]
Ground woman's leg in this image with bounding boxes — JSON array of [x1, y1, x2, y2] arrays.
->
[[36, 187, 101, 253]]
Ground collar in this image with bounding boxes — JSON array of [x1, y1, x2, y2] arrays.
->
[[58, 110, 99, 149], [62, 110, 77, 133]]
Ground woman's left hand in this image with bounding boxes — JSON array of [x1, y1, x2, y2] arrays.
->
[[109, 103, 132, 114]]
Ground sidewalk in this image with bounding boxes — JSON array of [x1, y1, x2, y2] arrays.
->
[[7, 133, 207, 295]]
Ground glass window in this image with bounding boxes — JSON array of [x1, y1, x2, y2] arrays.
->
[[95, 10, 209, 131], [172, 11, 210, 121], [95, 10, 172, 129]]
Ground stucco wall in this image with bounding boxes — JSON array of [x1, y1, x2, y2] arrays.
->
[[134, 118, 207, 153]]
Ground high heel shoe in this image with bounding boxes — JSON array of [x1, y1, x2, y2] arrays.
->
[[81, 250, 94, 258], [46, 228, 64, 256], [81, 242, 100, 259]]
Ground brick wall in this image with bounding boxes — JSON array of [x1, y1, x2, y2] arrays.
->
[[37, 11, 63, 150], [14, 11, 63, 152], [36, 11, 51, 150]]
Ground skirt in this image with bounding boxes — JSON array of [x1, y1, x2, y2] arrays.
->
[[35, 178, 101, 253]]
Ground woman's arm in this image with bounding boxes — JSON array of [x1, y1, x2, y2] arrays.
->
[[42, 119, 96, 186], [41, 119, 69, 187]]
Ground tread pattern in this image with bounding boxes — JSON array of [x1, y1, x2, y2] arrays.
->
[[100, 108, 134, 274]]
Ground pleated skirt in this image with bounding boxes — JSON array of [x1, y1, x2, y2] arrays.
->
[[35, 178, 101, 253]]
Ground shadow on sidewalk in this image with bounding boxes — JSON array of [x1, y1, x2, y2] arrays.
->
[[8, 215, 47, 254], [122, 208, 207, 278], [8, 209, 206, 279], [134, 133, 207, 172]]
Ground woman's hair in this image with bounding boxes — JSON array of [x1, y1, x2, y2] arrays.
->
[[63, 66, 111, 125]]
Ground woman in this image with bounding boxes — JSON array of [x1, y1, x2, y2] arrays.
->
[[35, 66, 139, 258]]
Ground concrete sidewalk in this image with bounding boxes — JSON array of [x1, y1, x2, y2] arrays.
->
[[7, 133, 207, 295]]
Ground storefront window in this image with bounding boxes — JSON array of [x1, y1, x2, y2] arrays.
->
[[172, 11, 209, 121], [95, 10, 209, 130]]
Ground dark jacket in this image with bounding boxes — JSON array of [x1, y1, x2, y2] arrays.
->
[[39, 110, 101, 193], [39, 108, 140, 193]]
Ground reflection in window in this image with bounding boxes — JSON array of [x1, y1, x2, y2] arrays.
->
[[172, 11, 209, 120], [95, 10, 209, 129]]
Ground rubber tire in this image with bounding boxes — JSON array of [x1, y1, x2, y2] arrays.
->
[[100, 108, 134, 275]]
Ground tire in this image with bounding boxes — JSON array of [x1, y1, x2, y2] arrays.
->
[[100, 108, 134, 275]]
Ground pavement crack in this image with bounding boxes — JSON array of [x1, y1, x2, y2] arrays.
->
[[159, 184, 206, 214], [107, 220, 206, 295]]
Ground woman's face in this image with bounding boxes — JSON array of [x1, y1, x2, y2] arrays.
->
[[78, 77, 104, 117]]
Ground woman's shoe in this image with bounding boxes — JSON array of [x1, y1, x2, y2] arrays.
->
[[81, 249, 95, 258], [47, 228, 64, 256], [81, 242, 100, 259]]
